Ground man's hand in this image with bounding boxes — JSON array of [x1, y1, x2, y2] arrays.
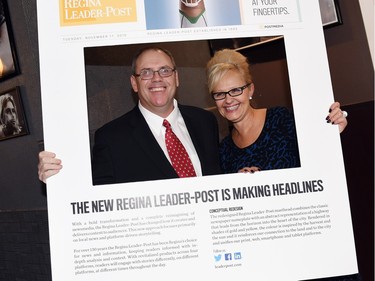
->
[[38, 151, 62, 183]]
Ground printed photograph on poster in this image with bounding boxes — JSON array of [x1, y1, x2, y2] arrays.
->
[[0, 87, 29, 141], [232, 0, 343, 48], [84, 37, 300, 186], [319, 0, 343, 27], [0, 0, 19, 82], [144, 0, 242, 29]]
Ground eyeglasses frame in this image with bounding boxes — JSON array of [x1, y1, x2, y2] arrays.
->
[[134, 66, 176, 80], [211, 83, 252, 101]]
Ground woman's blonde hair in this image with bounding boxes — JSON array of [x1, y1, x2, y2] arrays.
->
[[206, 49, 252, 93]]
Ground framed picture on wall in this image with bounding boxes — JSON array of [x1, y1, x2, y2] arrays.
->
[[0, 0, 19, 82], [0, 87, 29, 141], [319, 0, 343, 28]]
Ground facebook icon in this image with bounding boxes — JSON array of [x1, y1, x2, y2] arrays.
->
[[224, 253, 232, 261]]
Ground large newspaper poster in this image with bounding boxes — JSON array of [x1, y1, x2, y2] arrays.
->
[[37, 0, 358, 280]]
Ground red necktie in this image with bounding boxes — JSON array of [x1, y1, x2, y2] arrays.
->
[[163, 119, 196, 178]]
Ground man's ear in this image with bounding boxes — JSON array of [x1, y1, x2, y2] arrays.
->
[[130, 75, 138, 92]]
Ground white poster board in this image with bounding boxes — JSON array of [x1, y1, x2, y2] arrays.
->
[[37, 0, 358, 280]]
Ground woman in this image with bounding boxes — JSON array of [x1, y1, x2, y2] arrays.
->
[[206, 49, 347, 174]]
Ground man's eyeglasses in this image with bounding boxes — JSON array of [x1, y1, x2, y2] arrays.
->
[[211, 83, 251, 101], [134, 67, 176, 80]]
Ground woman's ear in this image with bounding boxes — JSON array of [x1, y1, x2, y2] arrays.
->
[[248, 82, 255, 98]]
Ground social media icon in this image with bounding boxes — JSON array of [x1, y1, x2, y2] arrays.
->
[[214, 254, 221, 262], [234, 252, 242, 260], [224, 253, 232, 261]]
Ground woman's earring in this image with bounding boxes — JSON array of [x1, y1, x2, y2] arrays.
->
[[249, 96, 252, 100]]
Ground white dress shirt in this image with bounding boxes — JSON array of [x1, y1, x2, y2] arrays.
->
[[138, 99, 202, 176]]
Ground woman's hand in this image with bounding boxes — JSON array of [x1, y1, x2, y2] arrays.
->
[[238, 166, 261, 173], [327, 102, 348, 133]]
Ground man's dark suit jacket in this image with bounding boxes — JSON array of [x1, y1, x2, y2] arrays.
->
[[91, 104, 221, 185]]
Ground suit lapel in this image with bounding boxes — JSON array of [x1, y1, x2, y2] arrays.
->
[[129, 107, 178, 178]]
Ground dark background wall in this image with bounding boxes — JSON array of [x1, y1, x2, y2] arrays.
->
[[0, 0, 373, 280]]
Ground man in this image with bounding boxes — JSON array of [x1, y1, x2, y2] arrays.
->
[[179, 0, 208, 28], [0, 93, 22, 137], [38, 47, 221, 185]]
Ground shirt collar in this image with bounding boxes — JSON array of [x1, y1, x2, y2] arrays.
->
[[138, 99, 179, 130]]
